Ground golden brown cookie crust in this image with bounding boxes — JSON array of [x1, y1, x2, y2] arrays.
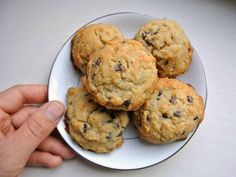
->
[[66, 86, 129, 153], [84, 39, 158, 111], [133, 78, 204, 144], [71, 23, 124, 74], [134, 19, 193, 78]]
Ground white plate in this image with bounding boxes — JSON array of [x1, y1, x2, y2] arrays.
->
[[48, 12, 207, 170]]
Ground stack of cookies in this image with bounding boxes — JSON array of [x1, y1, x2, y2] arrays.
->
[[66, 20, 205, 153]]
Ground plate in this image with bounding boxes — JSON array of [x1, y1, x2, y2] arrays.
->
[[48, 12, 207, 170]]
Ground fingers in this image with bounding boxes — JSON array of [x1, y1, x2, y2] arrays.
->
[[0, 108, 15, 137], [11, 106, 38, 128], [11, 106, 75, 160], [0, 84, 47, 114], [38, 136, 75, 160], [27, 151, 62, 168], [0, 109, 11, 133], [5, 101, 65, 159]]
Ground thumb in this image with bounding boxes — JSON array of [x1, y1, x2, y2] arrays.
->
[[9, 101, 65, 158]]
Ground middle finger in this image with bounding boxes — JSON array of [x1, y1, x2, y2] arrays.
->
[[11, 106, 38, 128], [37, 136, 75, 160]]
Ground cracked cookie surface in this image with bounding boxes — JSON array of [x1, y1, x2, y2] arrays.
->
[[66, 86, 129, 153], [71, 23, 123, 74], [133, 78, 204, 144], [84, 39, 158, 111], [134, 19, 192, 77]]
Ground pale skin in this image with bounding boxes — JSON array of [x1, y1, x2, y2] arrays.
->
[[0, 85, 75, 177]]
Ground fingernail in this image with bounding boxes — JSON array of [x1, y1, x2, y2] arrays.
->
[[45, 101, 65, 122], [64, 150, 76, 160]]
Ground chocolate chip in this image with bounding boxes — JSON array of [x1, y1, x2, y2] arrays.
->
[[153, 30, 159, 35], [188, 47, 191, 51], [114, 63, 123, 71], [157, 91, 163, 100], [174, 111, 181, 117], [164, 60, 169, 65], [146, 116, 151, 122], [158, 91, 163, 96], [169, 96, 176, 104], [98, 107, 106, 112], [83, 123, 89, 133], [194, 116, 199, 120], [116, 124, 120, 128], [123, 99, 131, 108], [145, 40, 153, 47], [106, 133, 112, 140], [163, 113, 168, 118], [110, 113, 117, 119], [187, 96, 194, 103], [84, 123, 88, 129], [106, 110, 117, 119], [93, 58, 101, 66], [142, 31, 148, 39]]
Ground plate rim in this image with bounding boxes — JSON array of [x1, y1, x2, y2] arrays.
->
[[48, 11, 208, 171]]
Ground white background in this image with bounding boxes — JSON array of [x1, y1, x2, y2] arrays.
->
[[0, 0, 236, 177]]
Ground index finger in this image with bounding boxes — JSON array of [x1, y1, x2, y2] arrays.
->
[[0, 84, 48, 113]]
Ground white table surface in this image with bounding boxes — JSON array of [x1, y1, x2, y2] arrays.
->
[[1, 0, 236, 177]]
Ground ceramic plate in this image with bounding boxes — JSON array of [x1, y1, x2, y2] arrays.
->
[[48, 12, 207, 170]]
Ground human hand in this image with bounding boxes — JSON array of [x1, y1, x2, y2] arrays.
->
[[0, 85, 75, 177]]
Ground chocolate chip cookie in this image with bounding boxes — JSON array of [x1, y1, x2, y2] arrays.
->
[[71, 23, 124, 74], [83, 39, 158, 111], [66, 86, 129, 153], [133, 78, 204, 144], [134, 19, 193, 77]]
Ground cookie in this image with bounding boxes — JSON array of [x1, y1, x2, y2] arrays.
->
[[66, 86, 129, 153], [83, 39, 158, 111], [133, 78, 204, 144], [134, 19, 193, 78], [71, 23, 123, 74]]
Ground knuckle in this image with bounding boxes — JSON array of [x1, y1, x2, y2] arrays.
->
[[26, 117, 46, 140]]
